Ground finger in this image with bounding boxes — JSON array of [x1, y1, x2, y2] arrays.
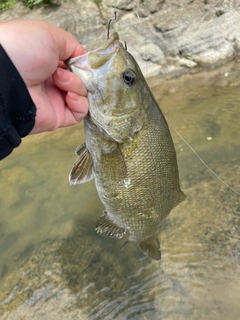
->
[[58, 61, 68, 69], [65, 92, 89, 124], [52, 67, 87, 97], [51, 25, 87, 60]]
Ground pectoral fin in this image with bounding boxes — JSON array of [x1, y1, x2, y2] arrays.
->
[[69, 143, 94, 185], [139, 236, 161, 260], [95, 211, 126, 238]]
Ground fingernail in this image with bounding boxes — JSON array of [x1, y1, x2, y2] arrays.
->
[[56, 68, 70, 82], [68, 91, 79, 101]]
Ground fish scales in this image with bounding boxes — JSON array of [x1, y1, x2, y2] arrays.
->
[[67, 32, 186, 260]]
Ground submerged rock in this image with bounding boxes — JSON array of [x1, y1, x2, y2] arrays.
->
[[0, 161, 239, 319], [0, 232, 145, 319]]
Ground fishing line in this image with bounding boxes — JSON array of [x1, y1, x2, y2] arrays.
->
[[165, 116, 240, 196], [128, 2, 239, 196]]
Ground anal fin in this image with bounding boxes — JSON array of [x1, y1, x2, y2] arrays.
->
[[139, 235, 161, 260], [95, 211, 126, 239], [69, 143, 94, 185]]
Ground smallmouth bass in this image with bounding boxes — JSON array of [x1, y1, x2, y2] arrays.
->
[[67, 32, 186, 260]]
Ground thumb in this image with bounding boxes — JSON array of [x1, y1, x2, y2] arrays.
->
[[50, 25, 87, 60]]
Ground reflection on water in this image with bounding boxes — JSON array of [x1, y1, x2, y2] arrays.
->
[[0, 64, 240, 320]]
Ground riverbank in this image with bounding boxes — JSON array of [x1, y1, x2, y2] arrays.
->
[[1, 0, 240, 78]]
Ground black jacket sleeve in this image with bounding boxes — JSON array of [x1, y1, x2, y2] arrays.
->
[[0, 44, 36, 160]]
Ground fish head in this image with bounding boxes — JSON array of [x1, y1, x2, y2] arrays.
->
[[67, 32, 150, 143]]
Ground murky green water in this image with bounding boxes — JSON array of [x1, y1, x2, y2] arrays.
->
[[0, 64, 239, 320]]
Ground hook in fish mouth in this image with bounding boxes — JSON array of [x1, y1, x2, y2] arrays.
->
[[107, 8, 117, 39], [64, 10, 127, 70], [106, 9, 128, 52]]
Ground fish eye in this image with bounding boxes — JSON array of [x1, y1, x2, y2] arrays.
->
[[122, 70, 136, 86]]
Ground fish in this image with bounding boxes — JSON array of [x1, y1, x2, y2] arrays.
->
[[66, 32, 186, 260]]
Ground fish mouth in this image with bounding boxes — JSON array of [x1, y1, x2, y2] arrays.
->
[[65, 32, 121, 93], [65, 32, 120, 71]]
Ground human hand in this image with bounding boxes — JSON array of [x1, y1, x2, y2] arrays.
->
[[0, 20, 88, 134]]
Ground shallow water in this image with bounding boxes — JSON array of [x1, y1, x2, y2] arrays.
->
[[0, 64, 239, 320]]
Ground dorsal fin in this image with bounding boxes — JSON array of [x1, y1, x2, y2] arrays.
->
[[69, 143, 94, 185], [95, 211, 126, 238]]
